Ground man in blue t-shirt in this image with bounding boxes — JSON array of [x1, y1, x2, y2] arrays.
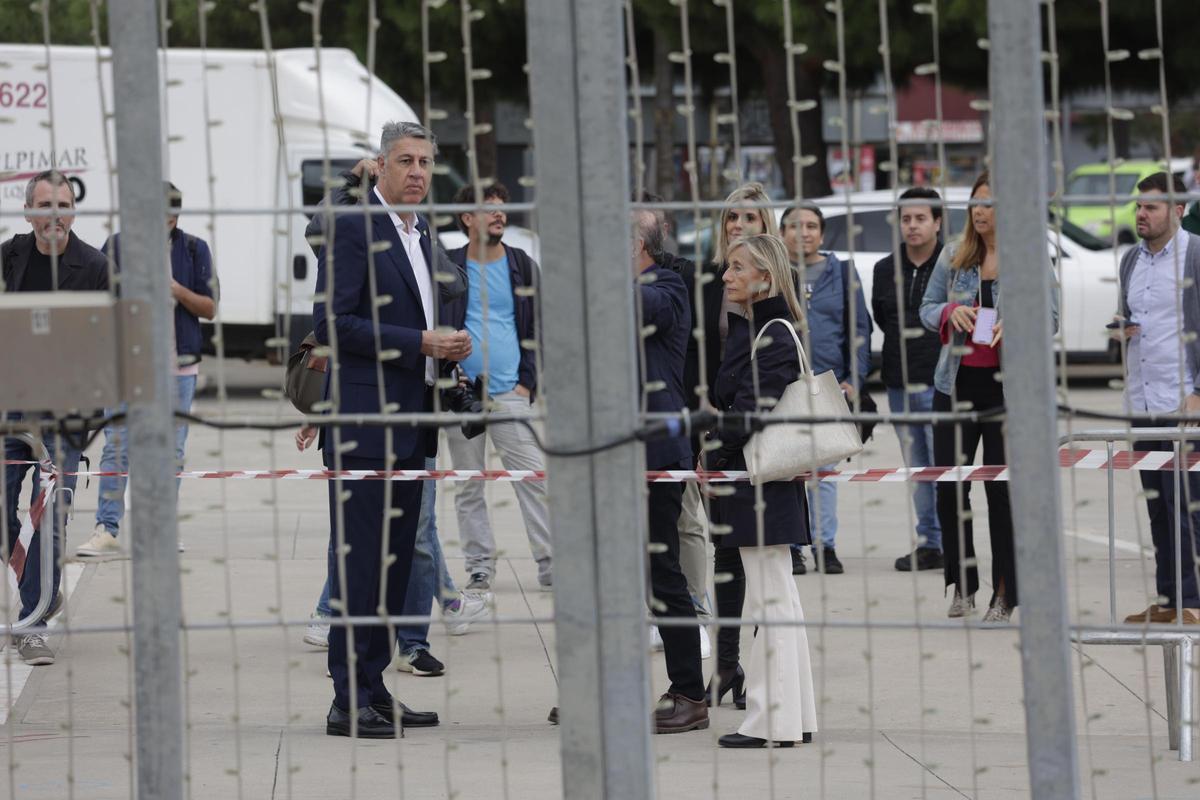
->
[[445, 183, 552, 592]]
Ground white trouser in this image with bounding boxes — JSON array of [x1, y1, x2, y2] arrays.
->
[[445, 390, 553, 578], [738, 544, 819, 742]]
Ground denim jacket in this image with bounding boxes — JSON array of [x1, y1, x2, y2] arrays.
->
[[918, 242, 1059, 395]]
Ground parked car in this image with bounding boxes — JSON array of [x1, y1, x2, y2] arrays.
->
[[676, 189, 1125, 360], [1064, 158, 1191, 244], [813, 189, 1124, 360]]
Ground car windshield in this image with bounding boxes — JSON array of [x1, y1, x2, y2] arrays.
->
[[1067, 173, 1139, 203], [1049, 211, 1109, 251]]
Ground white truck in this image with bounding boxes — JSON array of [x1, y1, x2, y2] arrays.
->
[[0, 45, 459, 358]]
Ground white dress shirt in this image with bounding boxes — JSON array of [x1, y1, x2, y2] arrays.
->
[[375, 186, 435, 385], [1125, 227, 1193, 414]]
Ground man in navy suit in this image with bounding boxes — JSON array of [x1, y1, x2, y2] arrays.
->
[[632, 210, 708, 734], [313, 121, 471, 738]]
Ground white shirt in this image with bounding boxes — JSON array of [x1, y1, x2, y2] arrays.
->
[[375, 186, 435, 385], [1125, 227, 1193, 414]]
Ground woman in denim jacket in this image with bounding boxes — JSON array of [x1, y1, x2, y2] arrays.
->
[[918, 172, 1058, 622]]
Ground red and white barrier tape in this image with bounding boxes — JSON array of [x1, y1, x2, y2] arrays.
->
[[4, 448, 1199, 482]]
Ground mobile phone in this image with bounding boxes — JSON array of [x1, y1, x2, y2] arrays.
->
[[971, 307, 998, 345], [1105, 319, 1138, 330]]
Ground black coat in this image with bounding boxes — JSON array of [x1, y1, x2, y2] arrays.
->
[[2, 231, 109, 293], [871, 244, 942, 390], [638, 265, 693, 470], [705, 294, 811, 549]]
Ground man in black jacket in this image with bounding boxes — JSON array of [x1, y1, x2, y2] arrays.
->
[[2, 170, 108, 666], [870, 187, 944, 572], [633, 209, 708, 734]]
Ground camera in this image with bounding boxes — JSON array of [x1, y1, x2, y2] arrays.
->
[[442, 369, 487, 440]]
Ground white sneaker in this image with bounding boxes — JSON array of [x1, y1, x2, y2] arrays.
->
[[699, 624, 712, 660], [76, 525, 123, 558], [649, 625, 664, 652], [303, 614, 330, 648], [443, 591, 491, 636]]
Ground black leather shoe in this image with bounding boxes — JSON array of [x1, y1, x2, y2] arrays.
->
[[718, 732, 795, 748], [894, 547, 944, 572], [548, 706, 559, 725], [370, 699, 439, 728], [706, 663, 746, 709], [326, 702, 397, 738], [814, 547, 844, 574], [791, 548, 807, 575]]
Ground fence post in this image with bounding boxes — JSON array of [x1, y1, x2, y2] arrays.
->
[[525, 0, 654, 798], [987, 1, 1081, 797], [106, 1, 185, 798]]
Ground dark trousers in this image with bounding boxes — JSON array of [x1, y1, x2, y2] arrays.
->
[[3, 432, 80, 625], [647, 474, 704, 702], [1135, 438, 1200, 609], [932, 366, 1017, 606], [327, 453, 424, 711], [713, 543, 745, 670]]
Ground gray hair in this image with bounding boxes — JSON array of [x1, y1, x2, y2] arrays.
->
[[633, 209, 664, 261], [25, 170, 72, 206], [380, 120, 439, 158]]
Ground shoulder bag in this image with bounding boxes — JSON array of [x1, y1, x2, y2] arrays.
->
[[742, 318, 863, 484]]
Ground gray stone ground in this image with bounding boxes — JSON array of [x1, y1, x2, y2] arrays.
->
[[2, 364, 1199, 799]]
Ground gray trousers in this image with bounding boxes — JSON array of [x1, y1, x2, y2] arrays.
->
[[445, 390, 553, 579], [677, 481, 711, 616]]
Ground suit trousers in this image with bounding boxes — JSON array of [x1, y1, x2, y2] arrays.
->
[[676, 481, 711, 614], [738, 545, 818, 742], [647, 474, 705, 702], [327, 452, 424, 711], [1134, 438, 1200, 609]]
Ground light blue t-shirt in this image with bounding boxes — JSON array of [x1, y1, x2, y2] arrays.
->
[[459, 254, 521, 394]]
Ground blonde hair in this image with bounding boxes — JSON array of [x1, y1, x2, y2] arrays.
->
[[712, 182, 779, 265], [952, 171, 991, 271], [726, 234, 805, 324]]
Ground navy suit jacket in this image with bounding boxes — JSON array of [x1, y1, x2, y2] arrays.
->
[[638, 265, 693, 470], [313, 190, 442, 464]]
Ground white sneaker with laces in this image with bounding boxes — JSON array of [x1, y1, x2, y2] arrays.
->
[[303, 614, 330, 648], [76, 525, 123, 558], [15, 632, 54, 666], [443, 591, 491, 636], [649, 625, 664, 652]]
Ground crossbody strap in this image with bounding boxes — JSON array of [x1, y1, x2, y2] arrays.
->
[[751, 317, 810, 376]]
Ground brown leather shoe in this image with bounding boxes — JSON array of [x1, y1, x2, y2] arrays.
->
[[1182, 609, 1200, 625], [654, 692, 709, 734], [1124, 605, 1177, 624]]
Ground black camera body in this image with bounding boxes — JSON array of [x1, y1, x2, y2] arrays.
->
[[442, 373, 487, 439]]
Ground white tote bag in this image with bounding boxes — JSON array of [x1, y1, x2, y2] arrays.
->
[[742, 318, 863, 484]]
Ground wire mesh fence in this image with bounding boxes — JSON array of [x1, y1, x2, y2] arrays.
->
[[1, 0, 1199, 798]]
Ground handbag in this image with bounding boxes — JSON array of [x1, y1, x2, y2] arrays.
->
[[284, 332, 328, 414], [742, 318, 863, 484]]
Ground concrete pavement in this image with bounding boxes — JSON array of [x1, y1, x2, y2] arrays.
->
[[1, 377, 1198, 799]]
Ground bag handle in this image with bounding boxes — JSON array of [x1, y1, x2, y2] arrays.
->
[[751, 317, 810, 376]]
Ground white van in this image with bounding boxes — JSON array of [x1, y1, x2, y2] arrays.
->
[[0, 45, 453, 358]]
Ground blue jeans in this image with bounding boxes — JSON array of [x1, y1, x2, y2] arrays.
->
[[807, 464, 838, 549], [3, 426, 82, 626], [886, 387, 942, 551], [316, 457, 456, 656], [95, 374, 197, 535]]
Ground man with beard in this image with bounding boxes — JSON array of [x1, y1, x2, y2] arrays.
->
[[443, 182, 553, 594]]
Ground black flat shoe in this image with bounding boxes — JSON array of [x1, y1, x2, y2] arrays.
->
[[706, 664, 747, 709], [548, 706, 559, 725], [718, 732, 795, 749], [326, 702, 397, 738], [370, 699, 439, 728]]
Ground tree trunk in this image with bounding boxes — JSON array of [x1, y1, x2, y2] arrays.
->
[[753, 40, 831, 198], [652, 28, 676, 200]]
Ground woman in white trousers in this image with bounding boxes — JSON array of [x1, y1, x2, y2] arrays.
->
[[705, 233, 818, 747]]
